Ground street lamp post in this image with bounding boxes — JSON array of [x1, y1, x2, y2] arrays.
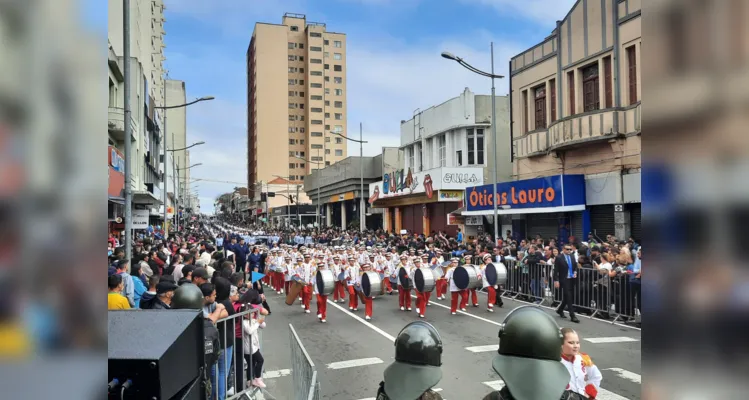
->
[[156, 92, 213, 240], [330, 123, 368, 233], [175, 163, 202, 233], [293, 155, 322, 229], [442, 44, 504, 245]]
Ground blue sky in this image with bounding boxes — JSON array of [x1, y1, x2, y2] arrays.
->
[[108, 0, 576, 212]]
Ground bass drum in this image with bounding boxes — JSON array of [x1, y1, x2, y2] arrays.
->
[[484, 262, 508, 286], [398, 267, 411, 289], [453, 264, 481, 290], [430, 264, 444, 279], [414, 268, 436, 293], [315, 269, 336, 296], [361, 271, 382, 298]]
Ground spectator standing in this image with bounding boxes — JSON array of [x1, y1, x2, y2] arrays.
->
[[130, 263, 147, 308], [114, 259, 135, 308], [151, 281, 177, 309]]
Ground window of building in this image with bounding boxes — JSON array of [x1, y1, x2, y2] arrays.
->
[[288, 55, 297, 61], [299, 104, 304, 109], [300, 163, 305, 168], [289, 151, 295, 157], [324, 76, 330, 82], [324, 64, 330, 70], [335, 149, 343, 156], [324, 52, 329, 58], [300, 92, 304, 97], [334, 65, 342, 72], [288, 42, 295, 49], [326, 161, 331, 166], [290, 26, 299, 31], [336, 137, 343, 144], [324, 39, 329, 45], [335, 113, 342, 120], [310, 59, 322, 64], [325, 125, 330, 130], [334, 40, 342, 48], [522, 90, 529, 133], [300, 176, 305, 181], [312, 144, 323, 149], [288, 115, 296, 121], [299, 56, 304, 61], [289, 103, 296, 109], [582, 63, 600, 112], [456, 150, 463, 166], [603, 57, 612, 108], [334, 53, 342, 60], [550, 79, 557, 121], [567, 71, 575, 116], [300, 128, 305, 133], [299, 80, 304, 85], [288, 67, 297, 73], [325, 88, 330, 94], [300, 116, 305, 121], [466, 128, 485, 165], [288, 127, 295, 133], [300, 68, 304, 73], [325, 137, 331, 142], [288, 91, 297, 96], [288, 79, 297, 86], [311, 95, 322, 100], [311, 83, 322, 88], [310, 32, 321, 37], [334, 101, 342, 108], [325, 113, 330, 118], [627, 46, 638, 105], [311, 71, 322, 76], [311, 107, 322, 112], [298, 43, 304, 49], [325, 100, 330, 106], [334, 125, 343, 133], [311, 120, 322, 125], [534, 85, 546, 129], [334, 77, 342, 84], [408, 149, 415, 170], [310, 46, 322, 52], [311, 156, 323, 161], [311, 132, 323, 137], [289, 163, 295, 170], [335, 89, 343, 96], [438, 135, 446, 167], [301, 152, 305, 157], [325, 149, 331, 155]]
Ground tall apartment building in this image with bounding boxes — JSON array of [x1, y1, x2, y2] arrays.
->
[[247, 13, 348, 198]]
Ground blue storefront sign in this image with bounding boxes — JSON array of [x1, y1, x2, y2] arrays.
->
[[465, 174, 586, 212]]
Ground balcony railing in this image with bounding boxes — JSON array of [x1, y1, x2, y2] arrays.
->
[[108, 107, 137, 142], [514, 102, 641, 158]]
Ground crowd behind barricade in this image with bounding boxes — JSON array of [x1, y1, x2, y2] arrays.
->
[[107, 215, 641, 399]]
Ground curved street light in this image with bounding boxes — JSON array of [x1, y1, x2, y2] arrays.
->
[[442, 44, 504, 245], [168, 141, 205, 152], [154, 96, 215, 110], [329, 123, 367, 233]]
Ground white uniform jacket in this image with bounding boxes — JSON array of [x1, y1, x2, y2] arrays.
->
[[561, 353, 603, 398]]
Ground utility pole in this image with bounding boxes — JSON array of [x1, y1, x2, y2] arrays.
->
[[123, 0, 133, 260], [162, 74, 168, 238]]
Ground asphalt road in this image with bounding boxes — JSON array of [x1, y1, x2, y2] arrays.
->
[[255, 284, 641, 400]]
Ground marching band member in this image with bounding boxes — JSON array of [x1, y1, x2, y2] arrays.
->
[[274, 249, 284, 294], [346, 255, 360, 311], [412, 257, 428, 318], [296, 257, 304, 303], [283, 255, 293, 294], [464, 254, 480, 308], [357, 247, 368, 265], [357, 262, 375, 320], [298, 253, 314, 313], [397, 254, 412, 311], [444, 257, 468, 315], [313, 262, 330, 323], [432, 250, 447, 300], [420, 254, 432, 307], [560, 328, 603, 399], [381, 253, 394, 295], [480, 254, 498, 312], [331, 255, 346, 303]]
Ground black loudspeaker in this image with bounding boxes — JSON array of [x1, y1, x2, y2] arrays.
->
[[108, 310, 205, 399]]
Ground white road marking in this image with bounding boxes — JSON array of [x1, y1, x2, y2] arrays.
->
[[465, 344, 499, 353], [263, 369, 292, 379], [604, 368, 642, 384], [327, 357, 383, 370], [585, 337, 640, 344], [482, 379, 506, 391], [327, 299, 396, 342]]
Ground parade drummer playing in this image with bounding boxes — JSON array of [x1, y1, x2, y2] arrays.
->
[[357, 262, 375, 320], [313, 261, 331, 323], [396, 254, 412, 312]]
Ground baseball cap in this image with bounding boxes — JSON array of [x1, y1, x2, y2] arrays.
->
[[192, 267, 209, 280], [156, 280, 178, 294]]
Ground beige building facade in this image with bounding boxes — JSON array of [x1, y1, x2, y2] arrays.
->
[[508, 0, 641, 240], [247, 13, 348, 205]]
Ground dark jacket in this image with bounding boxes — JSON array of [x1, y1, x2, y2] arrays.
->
[[151, 297, 171, 309], [553, 254, 579, 285], [139, 292, 157, 309]]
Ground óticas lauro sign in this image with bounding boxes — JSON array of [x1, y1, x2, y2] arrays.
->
[[465, 175, 586, 212]]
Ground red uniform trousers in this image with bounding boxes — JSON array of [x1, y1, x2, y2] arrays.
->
[[363, 296, 373, 318], [486, 286, 496, 307], [316, 294, 328, 319], [301, 285, 312, 311], [450, 290, 469, 313], [435, 279, 447, 297], [398, 285, 412, 309], [276, 272, 284, 292], [347, 285, 359, 309], [284, 280, 291, 294], [416, 291, 431, 315], [469, 288, 479, 306], [333, 281, 346, 301], [383, 279, 393, 293]]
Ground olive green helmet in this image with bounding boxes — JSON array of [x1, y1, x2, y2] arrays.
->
[[383, 321, 443, 400], [171, 283, 205, 310], [491, 306, 568, 400]]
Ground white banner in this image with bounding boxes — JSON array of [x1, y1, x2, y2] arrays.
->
[[132, 209, 150, 230], [368, 166, 483, 204]]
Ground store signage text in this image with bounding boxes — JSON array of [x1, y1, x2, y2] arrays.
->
[[439, 190, 463, 201], [465, 175, 585, 212], [443, 172, 479, 185], [382, 168, 418, 195]]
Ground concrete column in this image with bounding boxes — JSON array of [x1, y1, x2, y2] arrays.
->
[[422, 204, 430, 236], [383, 208, 391, 233], [326, 204, 332, 227], [614, 209, 631, 241], [394, 207, 402, 233], [341, 201, 347, 229]]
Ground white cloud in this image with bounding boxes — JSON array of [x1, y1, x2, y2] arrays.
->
[[460, 0, 578, 26]]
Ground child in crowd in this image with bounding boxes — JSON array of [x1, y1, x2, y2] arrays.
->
[[242, 303, 267, 389]]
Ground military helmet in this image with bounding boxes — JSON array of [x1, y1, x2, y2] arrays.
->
[[383, 321, 443, 400], [491, 306, 569, 400], [171, 283, 205, 310]]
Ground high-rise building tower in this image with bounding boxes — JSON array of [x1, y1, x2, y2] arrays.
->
[[247, 13, 348, 196]]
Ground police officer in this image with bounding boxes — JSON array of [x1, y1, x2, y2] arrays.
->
[[377, 321, 444, 400], [482, 306, 570, 400]]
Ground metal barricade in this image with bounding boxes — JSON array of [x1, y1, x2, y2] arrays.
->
[[501, 261, 553, 305], [210, 306, 269, 400], [290, 323, 320, 400]]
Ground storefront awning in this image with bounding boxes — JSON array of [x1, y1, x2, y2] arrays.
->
[[462, 204, 585, 216]]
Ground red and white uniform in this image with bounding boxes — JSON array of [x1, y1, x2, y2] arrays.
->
[[312, 266, 329, 322], [346, 263, 360, 310], [411, 262, 430, 318], [356, 266, 374, 319], [560, 353, 603, 399], [397, 260, 412, 310], [444, 263, 469, 314], [296, 261, 314, 312]]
